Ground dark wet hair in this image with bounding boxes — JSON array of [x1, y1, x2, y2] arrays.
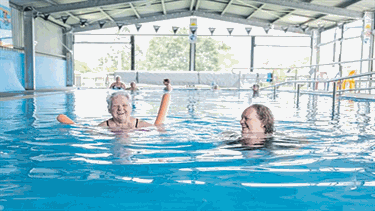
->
[[249, 104, 274, 134], [163, 78, 170, 83]]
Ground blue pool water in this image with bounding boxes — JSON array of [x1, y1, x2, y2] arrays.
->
[[1, 89, 375, 210]]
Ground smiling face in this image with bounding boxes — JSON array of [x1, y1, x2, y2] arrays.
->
[[110, 95, 131, 123], [240, 107, 265, 135]]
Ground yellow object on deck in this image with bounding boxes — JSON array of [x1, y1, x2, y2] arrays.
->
[[340, 70, 356, 90]]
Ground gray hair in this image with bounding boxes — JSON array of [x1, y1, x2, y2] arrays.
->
[[115, 75, 121, 80], [106, 91, 131, 113]]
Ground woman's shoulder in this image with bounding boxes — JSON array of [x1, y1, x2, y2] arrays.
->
[[98, 119, 110, 127]]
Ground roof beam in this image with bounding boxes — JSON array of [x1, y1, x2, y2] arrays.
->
[[40, 0, 80, 21], [72, 9, 311, 34], [194, 11, 306, 34], [246, 4, 265, 19], [161, 0, 167, 15], [246, 0, 363, 18], [195, 0, 201, 11], [221, 0, 234, 15], [98, 8, 115, 22], [271, 0, 313, 24], [129, 2, 141, 18], [271, 10, 293, 24], [301, 0, 363, 25], [37, 0, 145, 14], [190, 0, 195, 11], [72, 10, 194, 32]]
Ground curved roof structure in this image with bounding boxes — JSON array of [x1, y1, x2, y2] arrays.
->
[[9, 0, 375, 34]]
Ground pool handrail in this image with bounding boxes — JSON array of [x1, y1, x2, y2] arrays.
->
[[258, 71, 375, 119], [260, 71, 375, 92]]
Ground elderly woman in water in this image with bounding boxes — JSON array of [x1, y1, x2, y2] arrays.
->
[[239, 104, 274, 145], [98, 91, 152, 129]]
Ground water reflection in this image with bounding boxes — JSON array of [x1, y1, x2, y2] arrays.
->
[[356, 102, 371, 133], [306, 95, 317, 122], [187, 90, 198, 118], [66, 93, 76, 121]]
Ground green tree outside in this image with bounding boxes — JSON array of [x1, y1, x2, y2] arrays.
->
[[144, 28, 239, 71], [74, 60, 92, 73]]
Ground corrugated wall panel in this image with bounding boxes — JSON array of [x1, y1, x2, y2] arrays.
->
[[35, 19, 65, 57], [11, 7, 24, 49]]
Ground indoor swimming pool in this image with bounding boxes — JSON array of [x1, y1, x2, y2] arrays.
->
[[1, 89, 375, 210]]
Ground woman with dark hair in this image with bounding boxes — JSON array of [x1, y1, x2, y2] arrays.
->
[[240, 104, 274, 139]]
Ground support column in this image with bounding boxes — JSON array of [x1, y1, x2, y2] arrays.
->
[[338, 24, 344, 78], [23, 8, 35, 90], [65, 30, 74, 87], [189, 43, 196, 71], [361, 11, 374, 93], [311, 29, 321, 90], [130, 35, 135, 71], [250, 36, 255, 72]]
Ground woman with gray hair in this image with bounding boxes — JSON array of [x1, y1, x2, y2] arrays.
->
[[98, 91, 152, 129], [57, 91, 170, 129]]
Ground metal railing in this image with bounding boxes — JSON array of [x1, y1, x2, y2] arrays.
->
[[259, 71, 375, 119], [261, 71, 375, 91]]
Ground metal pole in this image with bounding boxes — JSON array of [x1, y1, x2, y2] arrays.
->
[[64, 29, 74, 87], [296, 84, 301, 108], [338, 24, 344, 78], [250, 36, 255, 72], [24, 8, 36, 90], [294, 69, 298, 90], [130, 35, 135, 71], [363, 12, 375, 94], [359, 19, 364, 93], [309, 35, 313, 90], [332, 27, 337, 64], [332, 82, 337, 119], [311, 29, 321, 91], [273, 85, 277, 99], [238, 71, 241, 90], [189, 43, 196, 71], [368, 24, 374, 95]]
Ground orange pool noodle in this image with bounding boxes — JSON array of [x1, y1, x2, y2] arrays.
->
[[57, 114, 75, 124], [154, 93, 171, 125]]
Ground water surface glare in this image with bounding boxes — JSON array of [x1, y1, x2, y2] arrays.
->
[[1, 89, 375, 210]]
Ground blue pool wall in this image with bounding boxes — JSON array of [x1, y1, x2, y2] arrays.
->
[[0, 48, 67, 92]]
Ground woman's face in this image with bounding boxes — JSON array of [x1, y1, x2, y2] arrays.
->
[[110, 95, 131, 123], [116, 77, 121, 83], [240, 107, 264, 135]]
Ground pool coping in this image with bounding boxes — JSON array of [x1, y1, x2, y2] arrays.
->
[[2, 86, 375, 101]]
